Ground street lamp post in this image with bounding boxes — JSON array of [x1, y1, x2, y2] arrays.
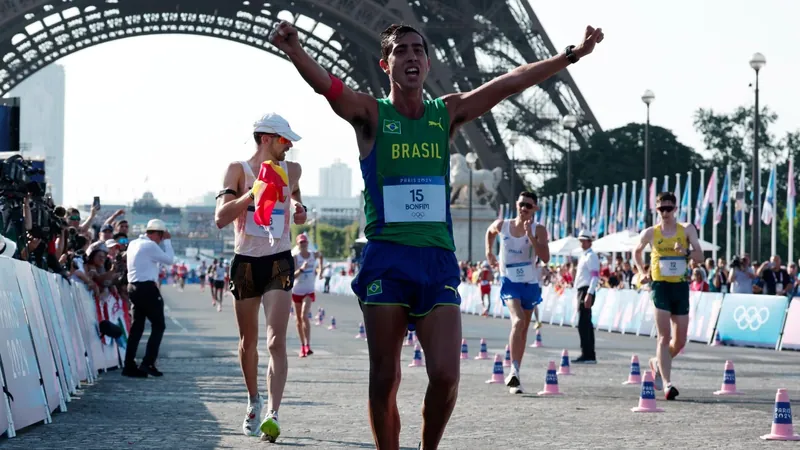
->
[[642, 89, 655, 227], [750, 52, 766, 262], [311, 208, 318, 250], [466, 152, 478, 262], [509, 136, 518, 199], [561, 114, 577, 235]]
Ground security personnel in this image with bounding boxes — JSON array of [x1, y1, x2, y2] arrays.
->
[[124, 219, 175, 378], [573, 229, 599, 364]]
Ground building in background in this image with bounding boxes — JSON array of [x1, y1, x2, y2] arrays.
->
[[8, 64, 66, 205], [319, 159, 352, 199]]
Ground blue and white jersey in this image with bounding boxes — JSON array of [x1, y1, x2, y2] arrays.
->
[[498, 219, 539, 284]]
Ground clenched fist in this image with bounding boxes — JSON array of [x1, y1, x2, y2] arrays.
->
[[270, 20, 300, 55]]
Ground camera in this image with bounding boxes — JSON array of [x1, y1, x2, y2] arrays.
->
[[730, 256, 742, 270]]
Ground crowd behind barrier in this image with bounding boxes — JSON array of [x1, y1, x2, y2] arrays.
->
[[315, 275, 800, 352], [0, 256, 124, 439]]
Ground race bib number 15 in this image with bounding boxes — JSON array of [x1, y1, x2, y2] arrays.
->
[[383, 176, 446, 223]]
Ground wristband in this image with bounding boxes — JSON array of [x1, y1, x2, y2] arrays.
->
[[323, 73, 344, 102]]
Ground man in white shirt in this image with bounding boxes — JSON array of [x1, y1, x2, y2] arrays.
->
[[123, 219, 175, 378], [573, 230, 599, 364]]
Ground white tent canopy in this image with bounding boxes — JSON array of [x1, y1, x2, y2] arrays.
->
[[573, 229, 720, 254], [548, 236, 581, 256]]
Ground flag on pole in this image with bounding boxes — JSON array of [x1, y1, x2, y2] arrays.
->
[[694, 175, 704, 229], [787, 159, 796, 220], [598, 186, 608, 236], [662, 177, 669, 194], [583, 189, 592, 230], [761, 166, 776, 225], [715, 169, 729, 225], [637, 181, 647, 231], [628, 183, 637, 230], [700, 170, 716, 226], [649, 178, 657, 213], [618, 184, 627, 231], [591, 190, 599, 234], [735, 165, 746, 225], [679, 180, 690, 222], [608, 187, 617, 234]]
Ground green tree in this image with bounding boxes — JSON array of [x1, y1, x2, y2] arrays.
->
[[317, 223, 348, 259], [540, 123, 706, 197], [778, 203, 800, 263]]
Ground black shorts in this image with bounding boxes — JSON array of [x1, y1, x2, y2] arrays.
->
[[213, 280, 224, 289], [230, 251, 294, 300]]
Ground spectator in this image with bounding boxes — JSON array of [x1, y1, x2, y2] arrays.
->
[[690, 268, 709, 292], [728, 254, 756, 294], [757, 255, 792, 296]]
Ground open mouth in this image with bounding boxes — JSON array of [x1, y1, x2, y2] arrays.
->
[[405, 67, 420, 77]]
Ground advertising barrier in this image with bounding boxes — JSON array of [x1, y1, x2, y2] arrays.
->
[[0, 257, 124, 438], [319, 274, 797, 353]]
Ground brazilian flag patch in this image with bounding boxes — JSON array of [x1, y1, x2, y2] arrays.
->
[[366, 280, 383, 296]]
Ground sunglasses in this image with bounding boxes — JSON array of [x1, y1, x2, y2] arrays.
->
[[263, 133, 291, 145], [518, 202, 534, 210], [657, 205, 675, 213], [69, 216, 80, 221]]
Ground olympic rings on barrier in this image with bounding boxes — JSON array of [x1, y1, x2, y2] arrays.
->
[[733, 305, 770, 331], [411, 212, 425, 219]]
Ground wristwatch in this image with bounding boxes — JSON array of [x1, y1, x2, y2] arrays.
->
[[565, 45, 579, 64]]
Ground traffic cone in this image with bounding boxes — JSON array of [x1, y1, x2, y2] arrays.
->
[[503, 345, 512, 368], [622, 354, 642, 385], [315, 309, 323, 326], [711, 330, 722, 347], [355, 322, 366, 339], [484, 354, 504, 384], [761, 389, 800, 440], [530, 330, 543, 348], [474, 338, 489, 360], [537, 361, 563, 396], [557, 350, 572, 375], [713, 360, 743, 395], [328, 316, 336, 330], [460, 339, 469, 359], [408, 344, 424, 367], [289, 304, 294, 316], [404, 330, 414, 347], [630, 371, 664, 413]]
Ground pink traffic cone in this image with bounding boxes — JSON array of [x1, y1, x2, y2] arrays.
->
[[631, 371, 664, 412], [622, 354, 642, 385], [503, 345, 512, 368], [761, 389, 800, 440], [711, 330, 722, 347], [328, 316, 336, 330], [315, 310, 323, 326], [474, 338, 489, 360], [460, 339, 470, 360], [530, 330, 543, 348], [485, 354, 504, 384], [557, 350, 572, 375], [408, 343, 424, 367], [404, 330, 414, 347], [537, 361, 563, 396], [713, 360, 743, 395], [355, 322, 366, 339]]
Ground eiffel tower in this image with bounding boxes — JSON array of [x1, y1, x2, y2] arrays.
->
[[0, 0, 601, 204]]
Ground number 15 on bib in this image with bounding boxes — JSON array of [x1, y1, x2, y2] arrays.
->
[[383, 176, 446, 223]]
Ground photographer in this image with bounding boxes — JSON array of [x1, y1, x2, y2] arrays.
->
[[756, 255, 792, 296], [727, 254, 757, 294]]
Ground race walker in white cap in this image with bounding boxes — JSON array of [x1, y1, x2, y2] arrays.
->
[[485, 191, 549, 394], [214, 112, 308, 442]]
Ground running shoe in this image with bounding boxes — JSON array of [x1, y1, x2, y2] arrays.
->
[[665, 384, 679, 400], [649, 357, 663, 391], [505, 367, 520, 388], [242, 394, 263, 436], [534, 320, 542, 329], [509, 384, 525, 395], [260, 412, 281, 443], [299, 346, 307, 358], [306, 346, 314, 356]]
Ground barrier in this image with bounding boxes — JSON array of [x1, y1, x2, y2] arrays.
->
[[0, 257, 124, 438], [319, 273, 798, 353]]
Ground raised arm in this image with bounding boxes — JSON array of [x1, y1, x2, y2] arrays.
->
[[443, 26, 603, 130], [270, 21, 375, 128], [633, 227, 653, 275]]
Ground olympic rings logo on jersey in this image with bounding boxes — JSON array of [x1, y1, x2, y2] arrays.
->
[[411, 212, 425, 219], [732, 305, 770, 331]]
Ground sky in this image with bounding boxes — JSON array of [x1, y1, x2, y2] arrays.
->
[[46, 0, 800, 207]]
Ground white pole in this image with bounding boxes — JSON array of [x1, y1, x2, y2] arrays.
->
[[675, 173, 682, 223], [790, 160, 795, 264], [726, 164, 732, 264], [771, 165, 777, 257], [712, 167, 718, 262], [740, 163, 746, 256], [699, 169, 705, 243], [620, 182, 627, 231], [686, 171, 692, 226], [613, 183, 619, 234], [631, 180, 638, 232]]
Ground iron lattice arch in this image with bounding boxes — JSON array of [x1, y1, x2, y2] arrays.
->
[[0, 0, 602, 204]]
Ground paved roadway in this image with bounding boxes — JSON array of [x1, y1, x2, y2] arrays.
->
[[3, 284, 800, 449]]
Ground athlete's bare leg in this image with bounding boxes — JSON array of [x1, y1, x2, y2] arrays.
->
[[415, 306, 462, 450], [669, 315, 689, 357], [653, 308, 673, 384], [293, 301, 306, 347], [362, 304, 407, 450], [300, 298, 312, 347], [233, 297, 261, 399], [263, 289, 291, 413], [506, 299, 533, 366]]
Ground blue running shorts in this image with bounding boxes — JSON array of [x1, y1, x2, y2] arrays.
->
[[352, 240, 461, 319], [499, 277, 542, 311]]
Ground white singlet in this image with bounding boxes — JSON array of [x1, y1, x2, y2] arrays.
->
[[498, 219, 539, 284], [234, 160, 292, 256], [215, 264, 226, 280], [292, 251, 317, 295]]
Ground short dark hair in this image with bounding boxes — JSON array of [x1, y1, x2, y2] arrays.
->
[[656, 192, 676, 204], [380, 24, 429, 62], [519, 191, 538, 204]]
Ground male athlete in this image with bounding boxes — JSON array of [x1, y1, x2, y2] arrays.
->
[[292, 233, 323, 357], [271, 20, 603, 450], [198, 260, 208, 292], [633, 192, 702, 400], [477, 261, 493, 316], [214, 112, 307, 442], [485, 191, 549, 394]]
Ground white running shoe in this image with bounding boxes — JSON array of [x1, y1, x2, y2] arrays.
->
[[242, 395, 263, 436], [504, 367, 520, 388]]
